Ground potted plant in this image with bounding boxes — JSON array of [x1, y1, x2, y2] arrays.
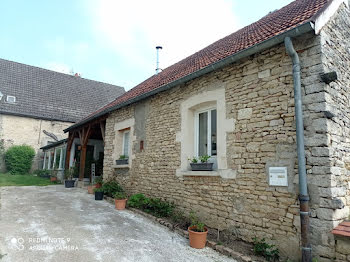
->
[[114, 192, 127, 210], [64, 167, 75, 188], [94, 176, 103, 188], [94, 188, 104, 200], [189, 155, 213, 171], [87, 183, 95, 194], [188, 211, 208, 249], [50, 170, 58, 182], [116, 155, 128, 165]]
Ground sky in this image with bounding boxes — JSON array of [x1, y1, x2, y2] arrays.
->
[[0, 0, 294, 91]]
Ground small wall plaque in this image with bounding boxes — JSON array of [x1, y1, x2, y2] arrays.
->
[[269, 167, 288, 186]]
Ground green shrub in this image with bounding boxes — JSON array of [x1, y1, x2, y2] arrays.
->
[[101, 181, 124, 197], [128, 193, 174, 218], [127, 193, 148, 209], [143, 198, 174, 217], [189, 211, 205, 232], [114, 192, 127, 199], [33, 169, 51, 178], [253, 237, 279, 261], [94, 187, 104, 193], [5, 145, 35, 174]]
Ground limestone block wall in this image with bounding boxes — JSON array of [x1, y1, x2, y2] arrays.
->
[[315, 4, 350, 262], [0, 114, 71, 171], [102, 27, 342, 260]]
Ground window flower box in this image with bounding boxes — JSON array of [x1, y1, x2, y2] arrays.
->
[[190, 162, 213, 171], [116, 159, 128, 165]]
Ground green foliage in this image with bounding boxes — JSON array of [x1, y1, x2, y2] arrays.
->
[[199, 155, 211, 163], [188, 155, 211, 163], [4, 145, 35, 175], [127, 193, 148, 208], [50, 169, 58, 178], [94, 176, 103, 184], [0, 139, 4, 159], [189, 211, 205, 232], [94, 187, 104, 193], [119, 155, 127, 159], [127, 193, 175, 218], [101, 181, 124, 197], [114, 192, 127, 200], [33, 169, 51, 178], [253, 238, 279, 262], [143, 198, 174, 217], [64, 166, 75, 180], [0, 173, 56, 186], [188, 157, 198, 163]]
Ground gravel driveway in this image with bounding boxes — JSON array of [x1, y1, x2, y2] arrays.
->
[[0, 186, 236, 262]]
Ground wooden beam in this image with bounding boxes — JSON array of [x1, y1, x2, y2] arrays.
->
[[78, 125, 92, 181], [79, 145, 87, 181], [65, 131, 75, 169], [100, 122, 105, 143]]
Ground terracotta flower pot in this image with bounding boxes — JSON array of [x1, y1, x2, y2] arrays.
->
[[87, 185, 95, 194], [50, 177, 57, 182], [115, 199, 127, 210], [188, 226, 208, 249], [95, 183, 102, 188]]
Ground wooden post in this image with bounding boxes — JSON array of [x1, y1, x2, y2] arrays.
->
[[78, 125, 91, 181], [79, 145, 87, 181], [65, 132, 75, 170], [100, 122, 105, 144]]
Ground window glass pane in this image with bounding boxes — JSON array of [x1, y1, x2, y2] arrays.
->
[[123, 132, 130, 157], [198, 111, 208, 156], [211, 109, 217, 156]]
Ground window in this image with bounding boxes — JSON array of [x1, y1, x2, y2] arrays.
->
[[195, 108, 217, 157], [122, 131, 130, 157], [6, 95, 16, 103]]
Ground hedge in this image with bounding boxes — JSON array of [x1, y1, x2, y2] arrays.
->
[[5, 145, 35, 174]]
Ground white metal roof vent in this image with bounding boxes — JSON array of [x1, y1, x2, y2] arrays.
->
[[6, 95, 16, 104], [0, 91, 3, 101]]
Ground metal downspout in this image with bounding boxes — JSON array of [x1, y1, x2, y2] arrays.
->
[[284, 37, 311, 262]]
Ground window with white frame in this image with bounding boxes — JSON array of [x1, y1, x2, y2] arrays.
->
[[195, 108, 217, 157], [122, 130, 130, 157]]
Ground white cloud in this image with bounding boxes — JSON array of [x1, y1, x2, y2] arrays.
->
[[85, 0, 241, 74]]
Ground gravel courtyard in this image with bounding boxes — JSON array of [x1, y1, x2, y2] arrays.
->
[[0, 186, 236, 262]]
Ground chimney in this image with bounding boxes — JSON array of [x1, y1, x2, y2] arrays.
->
[[74, 73, 81, 78], [155, 46, 162, 74]]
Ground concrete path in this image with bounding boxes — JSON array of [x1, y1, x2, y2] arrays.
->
[[0, 186, 236, 262]]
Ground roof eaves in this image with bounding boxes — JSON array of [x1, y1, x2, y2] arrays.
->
[[40, 138, 68, 150], [64, 21, 315, 133], [0, 110, 76, 123]]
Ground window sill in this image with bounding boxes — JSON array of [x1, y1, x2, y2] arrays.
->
[[176, 169, 236, 179], [113, 164, 130, 169]]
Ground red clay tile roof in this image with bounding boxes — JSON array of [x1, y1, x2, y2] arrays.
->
[[332, 221, 350, 237], [70, 0, 329, 130]]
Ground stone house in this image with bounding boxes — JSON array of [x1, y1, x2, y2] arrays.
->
[[0, 58, 124, 171], [65, 0, 350, 260]]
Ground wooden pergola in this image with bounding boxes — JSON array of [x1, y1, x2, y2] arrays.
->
[[65, 116, 106, 182]]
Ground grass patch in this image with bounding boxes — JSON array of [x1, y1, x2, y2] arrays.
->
[[0, 173, 57, 186]]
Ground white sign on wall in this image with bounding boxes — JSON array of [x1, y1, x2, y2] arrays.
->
[[269, 167, 288, 187], [91, 163, 96, 177]]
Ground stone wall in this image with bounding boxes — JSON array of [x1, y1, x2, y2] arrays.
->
[[315, 3, 350, 262], [102, 7, 349, 259], [0, 114, 71, 171]]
